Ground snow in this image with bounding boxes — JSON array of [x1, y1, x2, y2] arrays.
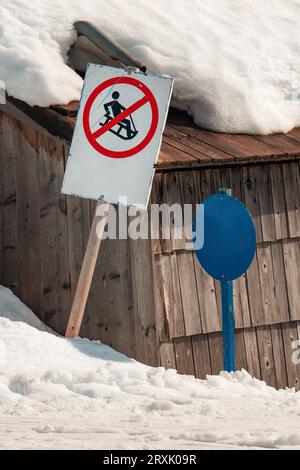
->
[[1, 1, 300, 134], [0, 286, 300, 450]]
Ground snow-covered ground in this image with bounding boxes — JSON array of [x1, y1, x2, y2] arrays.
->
[[1, 1, 300, 134], [0, 286, 300, 450]]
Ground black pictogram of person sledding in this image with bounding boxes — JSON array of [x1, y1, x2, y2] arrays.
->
[[99, 91, 138, 140]]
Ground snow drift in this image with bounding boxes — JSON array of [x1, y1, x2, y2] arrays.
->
[[0, 285, 300, 450], [1, 1, 300, 134]]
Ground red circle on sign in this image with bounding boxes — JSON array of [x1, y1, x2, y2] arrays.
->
[[83, 77, 159, 159]]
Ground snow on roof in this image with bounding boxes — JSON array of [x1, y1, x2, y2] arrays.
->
[[1, 1, 300, 134]]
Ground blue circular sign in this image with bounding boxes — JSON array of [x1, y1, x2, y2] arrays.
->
[[195, 193, 256, 281]]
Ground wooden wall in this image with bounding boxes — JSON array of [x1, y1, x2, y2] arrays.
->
[[1, 109, 300, 389], [159, 323, 300, 390], [0, 111, 158, 366], [152, 167, 300, 389]]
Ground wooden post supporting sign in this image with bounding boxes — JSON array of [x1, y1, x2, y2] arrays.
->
[[65, 201, 109, 337], [194, 188, 256, 373], [62, 65, 174, 338]]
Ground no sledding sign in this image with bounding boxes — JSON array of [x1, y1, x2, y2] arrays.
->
[[62, 64, 174, 208]]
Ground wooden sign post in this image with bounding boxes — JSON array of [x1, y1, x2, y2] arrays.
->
[[65, 201, 109, 337], [194, 189, 256, 372], [62, 65, 173, 338]]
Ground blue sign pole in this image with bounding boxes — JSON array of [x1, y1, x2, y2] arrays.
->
[[194, 188, 256, 374], [221, 278, 235, 372]]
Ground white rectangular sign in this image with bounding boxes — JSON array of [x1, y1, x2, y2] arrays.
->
[[62, 64, 173, 208]]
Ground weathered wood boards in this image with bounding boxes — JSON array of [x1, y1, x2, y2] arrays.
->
[[160, 322, 300, 390], [153, 163, 300, 254], [4, 98, 300, 170], [0, 112, 139, 355], [0, 113, 19, 297], [1, 108, 300, 390], [152, 164, 300, 341]]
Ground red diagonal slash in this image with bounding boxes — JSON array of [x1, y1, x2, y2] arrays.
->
[[92, 95, 149, 140]]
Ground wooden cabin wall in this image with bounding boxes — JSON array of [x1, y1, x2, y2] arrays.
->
[[153, 166, 300, 390], [0, 111, 158, 366], [159, 322, 300, 390], [1, 109, 300, 389]]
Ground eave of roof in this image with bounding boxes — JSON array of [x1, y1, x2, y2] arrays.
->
[[3, 96, 300, 170]]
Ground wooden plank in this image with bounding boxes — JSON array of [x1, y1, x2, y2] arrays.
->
[[297, 321, 300, 361], [214, 279, 222, 328], [198, 168, 214, 201], [163, 135, 211, 162], [156, 153, 300, 171], [235, 329, 248, 371], [242, 166, 262, 243], [197, 163, 216, 342], [270, 241, 290, 323], [270, 164, 288, 240], [193, 253, 220, 333], [67, 196, 92, 294], [90, 206, 135, 357], [256, 243, 278, 325], [66, 190, 93, 336], [245, 251, 264, 326], [0, 117, 3, 283], [282, 239, 300, 321], [287, 127, 300, 142], [256, 166, 276, 241], [162, 172, 185, 252], [130, 237, 159, 366], [178, 170, 198, 247], [228, 166, 244, 201], [243, 328, 261, 380], [149, 173, 162, 255], [163, 125, 225, 161], [222, 134, 275, 158], [170, 124, 245, 159], [1, 99, 60, 143], [117, 236, 135, 358], [160, 141, 200, 166], [159, 341, 177, 370], [228, 166, 251, 329], [16, 121, 42, 314], [169, 254, 186, 337], [84, 207, 107, 341], [256, 325, 277, 388], [281, 322, 300, 390], [270, 324, 288, 390], [82, 199, 98, 338], [152, 255, 170, 341], [173, 337, 195, 375], [0, 113, 19, 295], [176, 251, 202, 335], [159, 253, 185, 338], [211, 167, 230, 194], [97, 210, 122, 348], [282, 162, 300, 237], [164, 126, 232, 161], [38, 136, 71, 333], [256, 133, 300, 155], [3, 96, 75, 145], [208, 332, 223, 374], [57, 146, 72, 333], [233, 274, 251, 329], [195, 167, 222, 333], [191, 334, 212, 379], [104, 236, 132, 355]]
